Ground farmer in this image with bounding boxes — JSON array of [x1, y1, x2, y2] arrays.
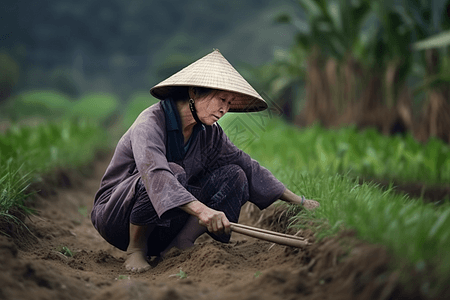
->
[[91, 49, 319, 273]]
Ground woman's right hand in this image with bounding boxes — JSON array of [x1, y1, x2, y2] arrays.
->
[[180, 200, 231, 235], [197, 206, 231, 235]]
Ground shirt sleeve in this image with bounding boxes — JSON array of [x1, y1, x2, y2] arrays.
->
[[130, 116, 197, 219], [211, 124, 286, 210]]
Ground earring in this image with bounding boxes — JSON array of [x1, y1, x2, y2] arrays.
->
[[189, 98, 202, 124]]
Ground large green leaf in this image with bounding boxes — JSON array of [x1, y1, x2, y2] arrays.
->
[[402, 0, 450, 38], [413, 30, 450, 50], [297, 0, 323, 18]]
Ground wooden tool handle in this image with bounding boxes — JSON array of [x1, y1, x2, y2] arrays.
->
[[230, 222, 309, 248], [231, 223, 306, 241]]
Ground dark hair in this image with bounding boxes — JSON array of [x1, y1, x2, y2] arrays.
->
[[167, 86, 189, 101], [194, 87, 214, 98], [170, 86, 216, 101]]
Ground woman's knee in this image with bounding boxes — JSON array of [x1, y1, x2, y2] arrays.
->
[[225, 164, 248, 189], [212, 164, 249, 202]]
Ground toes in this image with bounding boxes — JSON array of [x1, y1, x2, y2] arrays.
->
[[133, 265, 150, 273], [138, 265, 151, 273], [124, 263, 150, 273], [125, 265, 134, 272], [124, 263, 139, 273]]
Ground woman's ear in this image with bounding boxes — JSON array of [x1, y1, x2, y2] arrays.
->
[[188, 87, 196, 99]]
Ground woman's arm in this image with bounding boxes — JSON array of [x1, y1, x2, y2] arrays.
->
[[279, 188, 304, 204], [279, 188, 320, 210]]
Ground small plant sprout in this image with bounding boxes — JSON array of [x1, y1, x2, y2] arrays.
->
[[115, 275, 130, 280], [254, 271, 262, 278], [169, 268, 188, 279], [57, 245, 73, 257], [78, 205, 88, 218]]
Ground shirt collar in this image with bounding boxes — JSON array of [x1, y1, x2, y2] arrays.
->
[[161, 98, 205, 132], [161, 98, 180, 131]]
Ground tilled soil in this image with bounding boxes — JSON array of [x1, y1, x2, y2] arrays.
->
[[0, 155, 436, 300]]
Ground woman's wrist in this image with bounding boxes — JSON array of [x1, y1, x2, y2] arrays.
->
[[180, 200, 205, 217], [280, 188, 304, 205]]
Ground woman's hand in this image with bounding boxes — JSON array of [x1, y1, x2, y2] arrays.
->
[[197, 207, 231, 235], [180, 200, 231, 235]]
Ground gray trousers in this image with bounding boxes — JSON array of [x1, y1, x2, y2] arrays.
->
[[102, 163, 249, 256]]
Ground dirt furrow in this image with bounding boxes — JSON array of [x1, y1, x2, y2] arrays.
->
[[0, 156, 422, 300]]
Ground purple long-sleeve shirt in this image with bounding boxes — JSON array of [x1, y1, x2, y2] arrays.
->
[[92, 101, 286, 235]]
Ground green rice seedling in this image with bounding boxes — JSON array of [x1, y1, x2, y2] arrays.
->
[[56, 245, 73, 257], [0, 90, 73, 121], [0, 159, 34, 217], [169, 268, 188, 279], [219, 115, 450, 296], [70, 93, 120, 125], [0, 118, 108, 232], [0, 160, 34, 237], [287, 172, 450, 296], [220, 115, 450, 185], [0, 90, 123, 129], [2, 120, 106, 173], [78, 205, 88, 218]]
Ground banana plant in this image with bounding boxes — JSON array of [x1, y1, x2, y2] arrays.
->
[[401, 0, 450, 80], [278, 0, 371, 59], [274, 0, 416, 132], [413, 31, 450, 94], [400, 0, 450, 142], [274, 0, 373, 125], [413, 30, 450, 50]]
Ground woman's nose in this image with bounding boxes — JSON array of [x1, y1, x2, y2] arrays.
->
[[221, 102, 230, 115]]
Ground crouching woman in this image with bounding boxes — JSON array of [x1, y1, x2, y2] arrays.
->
[[91, 50, 319, 273]]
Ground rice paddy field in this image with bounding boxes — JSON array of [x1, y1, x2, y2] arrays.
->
[[220, 113, 450, 295], [0, 94, 449, 300]]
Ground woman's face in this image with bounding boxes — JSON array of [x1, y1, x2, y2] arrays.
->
[[194, 90, 236, 125]]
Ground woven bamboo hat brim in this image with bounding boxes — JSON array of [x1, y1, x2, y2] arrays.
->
[[150, 49, 267, 112]]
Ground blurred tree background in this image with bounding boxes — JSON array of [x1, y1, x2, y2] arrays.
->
[[259, 0, 450, 143], [1, 0, 449, 143], [0, 0, 298, 101]]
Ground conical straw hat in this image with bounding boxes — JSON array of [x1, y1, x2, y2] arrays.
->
[[150, 49, 267, 112]]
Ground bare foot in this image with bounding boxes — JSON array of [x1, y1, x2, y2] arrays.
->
[[124, 249, 151, 273]]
